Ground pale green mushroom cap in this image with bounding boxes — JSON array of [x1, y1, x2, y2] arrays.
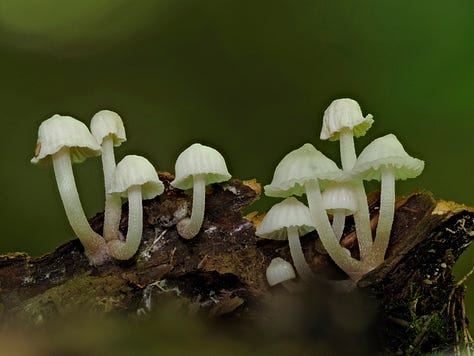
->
[[109, 155, 164, 199], [31, 114, 101, 164], [256, 197, 315, 240], [352, 134, 425, 181], [90, 110, 126, 146], [266, 257, 296, 286], [264, 143, 343, 198], [322, 182, 358, 215], [171, 143, 231, 190], [320, 98, 374, 141]]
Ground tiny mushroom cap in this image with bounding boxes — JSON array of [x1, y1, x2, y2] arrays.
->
[[90, 110, 126, 146], [31, 114, 101, 164], [266, 257, 296, 286], [170, 143, 231, 239], [171, 143, 231, 190], [352, 134, 425, 181], [322, 182, 358, 215], [264, 143, 342, 198], [107, 155, 164, 260], [108, 155, 164, 198], [257, 197, 316, 283], [320, 98, 374, 141]]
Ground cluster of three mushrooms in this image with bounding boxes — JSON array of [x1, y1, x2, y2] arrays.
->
[[259, 98, 424, 286], [32, 112, 164, 264]]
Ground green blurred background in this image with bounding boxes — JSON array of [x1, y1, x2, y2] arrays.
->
[[0, 0, 472, 330]]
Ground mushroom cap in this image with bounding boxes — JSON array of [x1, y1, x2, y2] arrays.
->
[[256, 197, 315, 240], [90, 110, 126, 146], [31, 114, 101, 164], [266, 257, 296, 286], [352, 134, 425, 181], [109, 155, 164, 199], [321, 182, 358, 215], [264, 143, 343, 198], [171, 143, 231, 190], [320, 98, 374, 141]]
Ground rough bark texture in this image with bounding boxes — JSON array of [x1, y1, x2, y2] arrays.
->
[[0, 173, 473, 355]]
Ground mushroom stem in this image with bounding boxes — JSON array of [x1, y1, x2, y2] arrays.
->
[[331, 211, 346, 240], [177, 173, 206, 239], [101, 137, 122, 242], [107, 185, 143, 260], [287, 226, 315, 284], [370, 167, 395, 266], [352, 180, 373, 260], [305, 180, 368, 281], [52, 147, 107, 264], [339, 128, 357, 170]]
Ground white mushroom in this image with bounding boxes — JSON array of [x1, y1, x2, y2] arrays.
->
[[171, 143, 231, 239], [31, 114, 107, 265], [107, 155, 164, 260], [90, 110, 126, 243]]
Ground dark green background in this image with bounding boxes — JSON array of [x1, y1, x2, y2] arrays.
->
[[0, 0, 473, 330]]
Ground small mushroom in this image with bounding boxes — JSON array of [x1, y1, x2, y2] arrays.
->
[[320, 98, 374, 259], [264, 144, 368, 281], [90, 110, 126, 243], [256, 197, 316, 284], [322, 182, 358, 240], [352, 134, 424, 266], [107, 155, 164, 260], [171, 143, 231, 239], [266, 257, 304, 293], [31, 114, 107, 265]]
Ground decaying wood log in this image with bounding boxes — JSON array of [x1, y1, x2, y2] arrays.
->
[[0, 173, 473, 355]]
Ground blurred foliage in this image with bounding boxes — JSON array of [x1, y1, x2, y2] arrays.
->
[[0, 0, 472, 336]]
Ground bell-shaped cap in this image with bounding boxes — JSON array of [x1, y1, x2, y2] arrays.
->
[[171, 143, 231, 190], [322, 182, 358, 215], [320, 98, 374, 141], [90, 110, 126, 146], [31, 114, 101, 165], [352, 134, 425, 181], [256, 197, 315, 240], [109, 155, 164, 199], [264, 143, 343, 198], [266, 257, 296, 286]]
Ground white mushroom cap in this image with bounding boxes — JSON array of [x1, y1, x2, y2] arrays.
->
[[171, 143, 231, 190], [322, 182, 358, 215], [90, 110, 126, 146], [266, 257, 296, 286], [264, 143, 343, 198], [31, 114, 101, 164], [256, 197, 315, 240], [109, 155, 164, 199], [320, 98, 374, 141], [352, 134, 425, 181]]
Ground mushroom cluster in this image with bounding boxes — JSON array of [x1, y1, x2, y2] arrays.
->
[[32, 112, 164, 264], [259, 98, 424, 285]]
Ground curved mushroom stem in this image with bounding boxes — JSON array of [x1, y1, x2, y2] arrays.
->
[[305, 180, 370, 281], [287, 226, 315, 284], [52, 147, 108, 265], [369, 167, 395, 266], [107, 185, 143, 260], [331, 210, 346, 241], [177, 174, 206, 239], [339, 128, 373, 259], [101, 136, 122, 242]]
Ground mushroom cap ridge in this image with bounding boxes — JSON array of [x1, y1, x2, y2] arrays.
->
[[171, 143, 231, 190], [320, 98, 374, 141], [264, 143, 343, 198], [352, 134, 425, 181], [109, 155, 164, 199], [31, 114, 101, 165], [256, 197, 315, 240], [90, 110, 126, 146]]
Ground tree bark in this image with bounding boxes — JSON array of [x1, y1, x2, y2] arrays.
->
[[0, 173, 473, 355]]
